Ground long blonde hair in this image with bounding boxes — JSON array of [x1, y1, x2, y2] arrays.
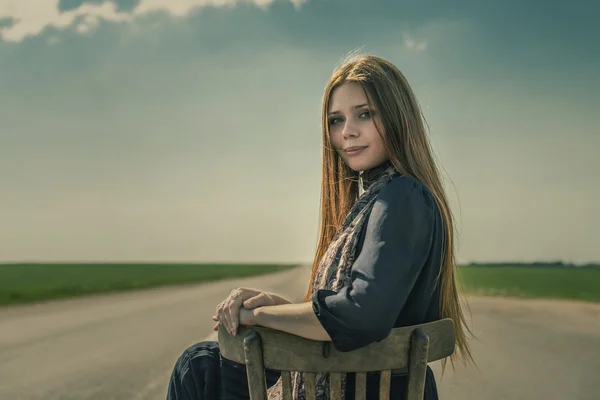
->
[[304, 54, 475, 369]]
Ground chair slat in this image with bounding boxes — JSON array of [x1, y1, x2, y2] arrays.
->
[[406, 328, 430, 400], [281, 371, 293, 400], [330, 373, 342, 400], [243, 331, 267, 400], [355, 372, 367, 400], [304, 373, 316, 400], [379, 370, 391, 400]]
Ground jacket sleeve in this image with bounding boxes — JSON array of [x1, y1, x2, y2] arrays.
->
[[311, 176, 436, 352]]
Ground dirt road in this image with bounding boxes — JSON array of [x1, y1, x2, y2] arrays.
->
[[1, 264, 598, 399], [431, 295, 600, 400], [0, 266, 312, 400]]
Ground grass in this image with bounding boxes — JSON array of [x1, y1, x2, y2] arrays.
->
[[0, 263, 298, 307], [2, 262, 599, 307], [457, 264, 600, 303]]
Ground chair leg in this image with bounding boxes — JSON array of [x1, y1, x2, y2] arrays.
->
[[244, 330, 268, 400], [405, 328, 430, 400]]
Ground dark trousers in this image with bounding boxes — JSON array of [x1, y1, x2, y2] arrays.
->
[[166, 341, 280, 400]]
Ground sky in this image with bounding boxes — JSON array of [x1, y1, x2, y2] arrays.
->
[[0, 0, 598, 264]]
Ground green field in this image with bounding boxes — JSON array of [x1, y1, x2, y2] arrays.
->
[[1, 262, 599, 307], [457, 264, 600, 303], [0, 263, 298, 307]]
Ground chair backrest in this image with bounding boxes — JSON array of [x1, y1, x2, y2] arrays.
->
[[218, 318, 456, 400]]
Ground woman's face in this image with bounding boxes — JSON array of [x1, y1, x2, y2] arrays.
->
[[327, 82, 389, 172]]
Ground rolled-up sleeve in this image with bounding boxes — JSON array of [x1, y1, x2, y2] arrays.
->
[[312, 176, 436, 352]]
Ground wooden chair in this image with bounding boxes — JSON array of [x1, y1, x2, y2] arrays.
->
[[218, 318, 455, 400]]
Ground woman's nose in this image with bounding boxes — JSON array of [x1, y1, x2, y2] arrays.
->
[[341, 121, 359, 138]]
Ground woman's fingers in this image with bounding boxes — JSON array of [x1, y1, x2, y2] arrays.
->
[[217, 304, 229, 333], [215, 301, 225, 323], [223, 296, 241, 334], [214, 288, 264, 335], [243, 295, 258, 309], [231, 294, 245, 332], [216, 300, 232, 334], [243, 292, 271, 309], [223, 290, 245, 335], [227, 296, 244, 335]]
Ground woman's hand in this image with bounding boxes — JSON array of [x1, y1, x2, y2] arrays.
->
[[212, 288, 288, 335]]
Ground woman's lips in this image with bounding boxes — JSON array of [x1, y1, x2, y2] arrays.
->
[[344, 146, 367, 156]]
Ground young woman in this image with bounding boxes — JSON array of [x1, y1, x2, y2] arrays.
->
[[166, 54, 474, 400]]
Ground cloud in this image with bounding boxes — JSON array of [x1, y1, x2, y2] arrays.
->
[[403, 33, 427, 52], [0, 1, 130, 41], [0, 0, 306, 42], [46, 35, 60, 44]]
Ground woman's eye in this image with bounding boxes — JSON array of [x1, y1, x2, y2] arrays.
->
[[359, 110, 371, 118], [329, 118, 341, 125]]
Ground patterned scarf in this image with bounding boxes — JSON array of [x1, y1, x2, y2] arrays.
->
[[266, 160, 399, 400]]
